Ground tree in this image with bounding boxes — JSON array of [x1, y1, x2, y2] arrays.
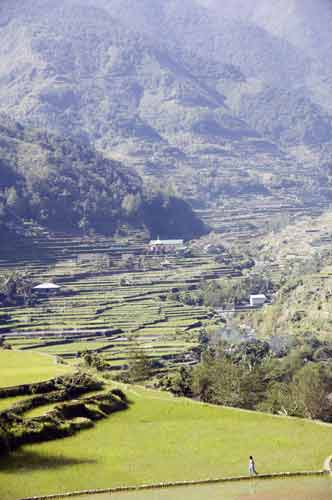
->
[[230, 339, 270, 371], [127, 345, 152, 382], [191, 345, 268, 409], [169, 367, 193, 397], [258, 382, 295, 416], [291, 363, 332, 420], [0, 272, 34, 306], [82, 352, 108, 371], [191, 362, 216, 402]]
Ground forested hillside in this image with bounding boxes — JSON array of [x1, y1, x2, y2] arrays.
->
[[0, 114, 206, 239]]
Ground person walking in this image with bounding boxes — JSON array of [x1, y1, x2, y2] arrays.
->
[[248, 456, 258, 476]]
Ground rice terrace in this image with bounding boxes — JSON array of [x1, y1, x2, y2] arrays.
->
[[2, 0, 332, 499], [0, 353, 332, 500], [1, 224, 332, 500]]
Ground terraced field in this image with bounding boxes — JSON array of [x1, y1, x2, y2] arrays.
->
[[197, 201, 326, 245], [0, 350, 71, 389], [0, 225, 241, 372], [3, 204, 331, 371], [2, 383, 332, 500]]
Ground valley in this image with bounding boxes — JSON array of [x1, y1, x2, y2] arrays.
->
[[1, 1, 332, 499]]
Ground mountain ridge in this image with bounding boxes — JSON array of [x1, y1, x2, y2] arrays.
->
[[0, 0, 332, 216]]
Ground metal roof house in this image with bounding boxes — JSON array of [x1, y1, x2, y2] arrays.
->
[[250, 294, 267, 307], [33, 283, 61, 295]]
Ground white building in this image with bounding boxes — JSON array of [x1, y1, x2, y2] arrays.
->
[[149, 238, 186, 253], [249, 294, 267, 307], [33, 283, 61, 295]]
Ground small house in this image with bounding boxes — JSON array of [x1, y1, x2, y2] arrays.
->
[[33, 283, 61, 296], [249, 294, 267, 307], [149, 238, 186, 254], [204, 244, 225, 255]]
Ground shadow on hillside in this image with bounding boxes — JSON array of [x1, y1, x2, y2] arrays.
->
[[0, 450, 97, 473]]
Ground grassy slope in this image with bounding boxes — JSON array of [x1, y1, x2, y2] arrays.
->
[[0, 384, 331, 500], [0, 350, 71, 388]]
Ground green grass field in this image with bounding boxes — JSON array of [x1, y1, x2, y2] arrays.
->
[[0, 350, 71, 388], [1, 383, 332, 500]]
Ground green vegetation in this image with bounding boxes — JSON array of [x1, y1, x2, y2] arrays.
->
[[0, 273, 34, 307], [0, 350, 71, 388], [0, 386, 128, 457], [234, 212, 332, 338], [125, 345, 153, 382], [0, 233, 233, 374], [175, 273, 272, 309], [159, 333, 332, 422], [249, 273, 332, 337], [0, 350, 128, 465], [1, 2, 332, 498], [1, 384, 332, 500], [0, 115, 206, 241], [0, 219, 331, 499]]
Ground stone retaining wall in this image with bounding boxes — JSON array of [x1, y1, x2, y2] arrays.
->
[[19, 470, 329, 500], [0, 374, 101, 401]]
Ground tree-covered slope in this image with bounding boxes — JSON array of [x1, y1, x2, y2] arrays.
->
[[0, 114, 206, 239]]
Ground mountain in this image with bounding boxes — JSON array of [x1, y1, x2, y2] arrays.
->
[[198, 0, 332, 66], [90, 0, 332, 145], [0, 0, 332, 215], [0, 113, 206, 239], [0, 0, 268, 202], [0, 1, 223, 176], [196, 0, 332, 113]]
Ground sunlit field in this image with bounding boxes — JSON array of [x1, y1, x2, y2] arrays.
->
[[1, 383, 331, 500]]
